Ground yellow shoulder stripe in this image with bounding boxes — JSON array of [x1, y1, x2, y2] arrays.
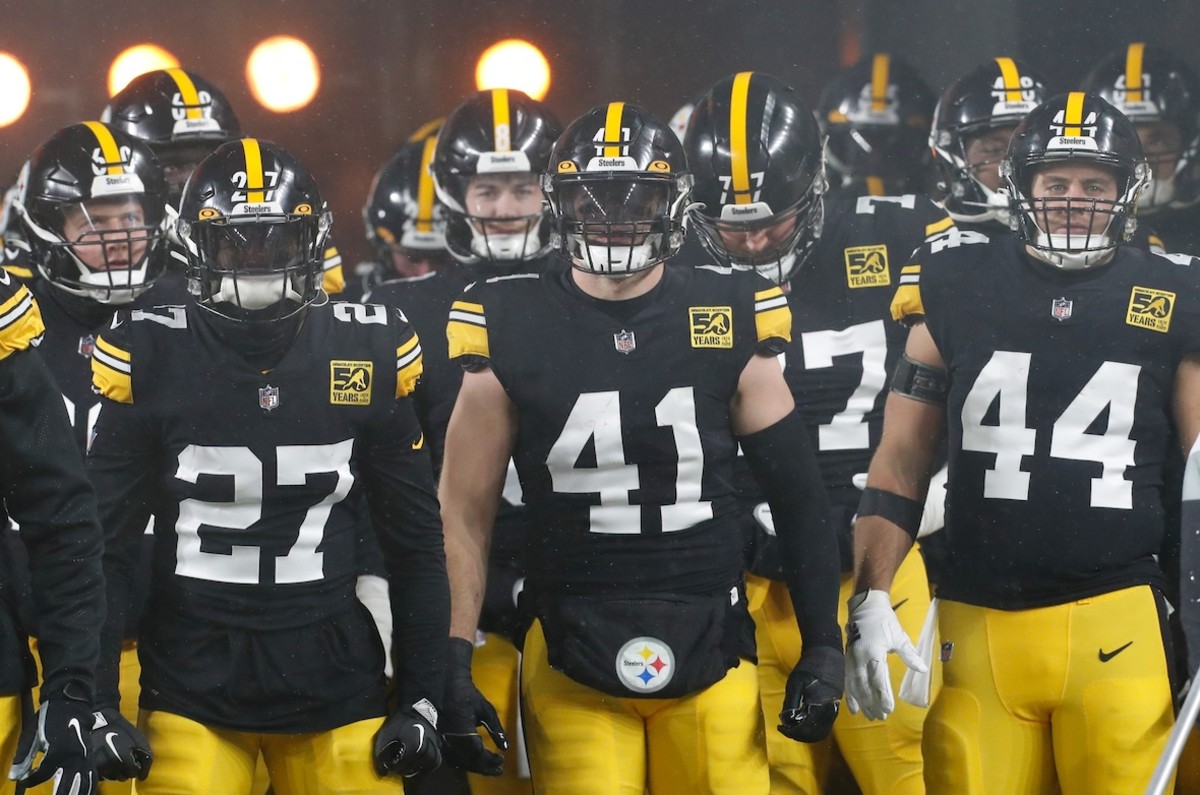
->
[[447, 300, 489, 359], [0, 283, 44, 361], [322, 263, 345, 295], [753, 286, 791, 344], [91, 335, 132, 403], [925, 216, 954, 236]]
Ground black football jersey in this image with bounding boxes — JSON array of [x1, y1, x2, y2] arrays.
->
[[448, 260, 791, 598], [895, 232, 1200, 609], [0, 232, 35, 283], [782, 195, 952, 525], [0, 272, 105, 702], [87, 300, 445, 731]]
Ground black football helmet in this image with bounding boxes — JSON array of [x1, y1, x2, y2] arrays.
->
[[545, 102, 691, 276], [177, 138, 330, 323], [16, 121, 167, 304], [102, 68, 242, 206], [1001, 92, 1150, 269], [431, 89, 561, 264], [686, 71, 825, 284], [362, 122, 451, 276], [1081, 42, 1200, 213], [931, 57, 1050, 224], [817, 53, 935, 196]]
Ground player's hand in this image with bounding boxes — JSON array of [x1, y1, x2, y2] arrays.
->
[[441, 637, 508, 776], [845, 590, 927, 720], [8, 698, 96, 794], [373, 698, 442, 778], [779, 645, 843, 742], [89, 708, 152, 782]]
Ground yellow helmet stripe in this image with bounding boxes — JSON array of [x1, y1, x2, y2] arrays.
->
[[1064, 91, 1085, 137], [491, 89, 511, 153], [1125, 42, 1145, 103], [603, 101, 625, 157], [241, 138, 266, 203], [83, 121, 124, 176], [870, 54, 891, 112], [165, 68, 202, 120], [415, 135, 438, 233], [729, 71, 754, 205], [994, 57, 1024, 102]]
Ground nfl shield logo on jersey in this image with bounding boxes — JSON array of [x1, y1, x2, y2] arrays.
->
[[1051, 297, 1073, 321], [614, 329, 636, 354], [259, 384, 280, 411]]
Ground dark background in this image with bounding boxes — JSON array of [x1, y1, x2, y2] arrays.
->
[[2, 0, 1196, 269]]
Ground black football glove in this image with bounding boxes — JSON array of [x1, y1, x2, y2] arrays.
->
[[373, 698, 442, 778], [8, 698, 96, 795], [778, 644, 844, 743], [441, 637, 508, 776], [89, 708, 152, 781]]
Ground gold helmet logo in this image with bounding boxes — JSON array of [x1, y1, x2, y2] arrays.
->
[[376, 226, 396, 244], [294, 203, 312, 215], [197, 207, 220, 220], [557, 161, 578, 173], [648, 160, 671, 173]]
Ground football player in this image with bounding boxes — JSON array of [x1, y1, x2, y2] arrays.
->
[[440, 102, 843, 795], [7, 121, 169, 795], [685, 71, 951, 795], [0, 273, 105, 795], [103, 68, 347, 297], [931, 58, 1051, 235], [818, 53, 936, 200], [369, 93, 562, 795], [850, 92, 1200, 794], [1083, 42, 1200, 255], [85, 139, 448, 794]]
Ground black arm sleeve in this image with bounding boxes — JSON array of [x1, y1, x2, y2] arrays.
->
[[85, 398, 158, 709], [740, 410, 842, 652], [0, 346, 105, 703], [359, 397, 450, 707]]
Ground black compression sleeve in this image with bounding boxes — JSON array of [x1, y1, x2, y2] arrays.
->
[[740, 411, 842, 651], [0, 347, 104, 703]]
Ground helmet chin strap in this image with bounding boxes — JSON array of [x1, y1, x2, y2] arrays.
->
[[213, 274, 304, 309]]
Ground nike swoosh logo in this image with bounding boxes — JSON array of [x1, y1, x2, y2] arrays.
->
[[1098, 641, 1133, 662], [414, 723, 425, 751], [411, 433, 424, 450], [892, 598, 909, 612], [68, 717, 85, 749], [105, 731, 121, 758], [4, 247, 18, 260]]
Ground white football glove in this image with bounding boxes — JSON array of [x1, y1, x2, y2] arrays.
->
[[845, 590, 927, 721]]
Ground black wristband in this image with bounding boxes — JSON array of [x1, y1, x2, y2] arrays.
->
[[857, 487, 923, 539]]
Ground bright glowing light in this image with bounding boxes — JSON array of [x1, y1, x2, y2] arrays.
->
[[247, 36, 320, 113], [108, 44, 180, 97], [0, 53, 30, 127], [475, 39, 551, 101]]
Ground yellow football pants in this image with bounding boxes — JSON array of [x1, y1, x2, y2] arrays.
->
[[521, 618, 768, 795], [748, 545, 930, 795], [469, 633, 531, 795], [132, 710, 401, 795], [926, 586, 1175, 795], [0, 694, 19, 795]]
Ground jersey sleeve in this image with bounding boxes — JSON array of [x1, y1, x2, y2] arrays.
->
[[0, 275, 44, 360], [393, 309, 424, 398], [447, 295, 491, 371], [0, 234, 36, 282], [321, 241, 345, 296], [890, 260, 926, 326], [0, 341, 103, 703], [91, 315, 135, 404], [753, 284, 791, 354]]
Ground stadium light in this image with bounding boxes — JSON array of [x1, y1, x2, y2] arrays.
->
[[247, 36, 320, 113], [108, 44, 180, 96], [475, 39, 551, 101], [0, 53, 30, 127]]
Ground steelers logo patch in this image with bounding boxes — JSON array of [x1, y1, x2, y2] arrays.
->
[[616, 636, 675, 693], [844, 244, 891, 288], [1126, 286, 1175, 334]]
